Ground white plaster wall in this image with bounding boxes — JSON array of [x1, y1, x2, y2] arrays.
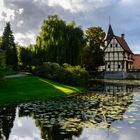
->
[[104, 38, 124, 53], [104, 37, 133, 72]]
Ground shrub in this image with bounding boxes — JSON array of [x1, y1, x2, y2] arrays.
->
[[32, 62, 89, 86]]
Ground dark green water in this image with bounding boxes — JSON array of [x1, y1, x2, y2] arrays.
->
[[1, 84, 140, 140]]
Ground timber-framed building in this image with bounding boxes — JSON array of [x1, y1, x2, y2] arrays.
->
[[104, 24, 134, 72]]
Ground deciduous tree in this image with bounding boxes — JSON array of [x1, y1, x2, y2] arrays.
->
[[82, 27, 105, 71], [19, 45, 34, 71], [36, 15, 85, 66]]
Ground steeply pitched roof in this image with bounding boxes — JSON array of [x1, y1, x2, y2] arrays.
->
[[115, 36, 133, 54], [105, 24, 114, 44], [105, 24, 133, 54]]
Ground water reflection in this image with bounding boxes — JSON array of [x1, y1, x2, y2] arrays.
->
[[1, 84, 140, 140], [9, 107, 41, 140], [0, 105, 16, 140], [104, 84, 133, 94]]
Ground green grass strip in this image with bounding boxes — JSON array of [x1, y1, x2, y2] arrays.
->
[[0, 76, 85, 106]]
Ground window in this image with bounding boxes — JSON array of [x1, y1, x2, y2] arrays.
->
[[108, 65, 110, 68], [118, 64, 120, 69], [116, 44, 118, 47], [110, 44, 112, 47]]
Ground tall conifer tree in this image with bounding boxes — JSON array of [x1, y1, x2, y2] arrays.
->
[[2, 22, 18, 70]]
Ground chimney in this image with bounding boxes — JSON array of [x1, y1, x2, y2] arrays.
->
[[121, 34, 125, 39]]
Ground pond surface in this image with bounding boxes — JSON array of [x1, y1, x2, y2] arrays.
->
[[1, 83, 140, 140]]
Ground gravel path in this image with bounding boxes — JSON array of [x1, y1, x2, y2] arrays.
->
[[4, 73, 29, 78]]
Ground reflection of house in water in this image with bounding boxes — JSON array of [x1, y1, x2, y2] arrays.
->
[[94, 88, 133, 123], [89, 80, 133, 94], [104, 84, 133, 94]]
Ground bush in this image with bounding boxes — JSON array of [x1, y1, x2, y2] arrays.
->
[[0, 68, 17, 76], [32, 62, 89, 86]]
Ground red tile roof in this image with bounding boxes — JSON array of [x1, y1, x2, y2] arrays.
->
[[115, 36, 133, 54], [133, 54, 140, 69]]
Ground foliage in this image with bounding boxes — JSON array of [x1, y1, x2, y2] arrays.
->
[[0, 76, 85, 105], [0, 51, 6, 69], [0, 69, 17, 76], [81, 46, 93, 71], [19, 45, 34, 71], [1, 22, 18, 70], [81, 27, 105, 71], [0, 50, 6, 80], [86, 27, 105, 48], [33, 62, 89, 86], [35, 15, 85, 66], [0, 37, 2, 48]]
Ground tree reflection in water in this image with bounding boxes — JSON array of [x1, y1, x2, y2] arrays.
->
[[0, 105, 16, 140], [0, 84, 137, 140]]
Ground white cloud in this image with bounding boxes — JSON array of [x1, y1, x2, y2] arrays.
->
[[2, 9, 15, 21], [48, 0, 84, 12], [16, 8, 24, 14], [0, 31, 2, 36], [0, 0, 15, 21], [74, 128, 110, 140], [17, 20, 24, 27], [0, 0, 4, 14], [14, 32, 36, 46], [9, 114, 41, 140], [1, 0, 140, 53], [48, 0, 111, 13], [120, 0, 133, 5], [17, 119, 23, 127]]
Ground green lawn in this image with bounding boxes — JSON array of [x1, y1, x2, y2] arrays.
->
[[0, 76, 86, 106], [0, 69, 17, 76]]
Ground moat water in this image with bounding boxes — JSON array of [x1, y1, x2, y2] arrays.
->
[[1, 83, 140, 140]]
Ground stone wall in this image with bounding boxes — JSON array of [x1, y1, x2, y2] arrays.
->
[[104, 71, 140, 80]]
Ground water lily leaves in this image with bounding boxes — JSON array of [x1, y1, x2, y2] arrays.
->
[[14, 85, 140, 138]]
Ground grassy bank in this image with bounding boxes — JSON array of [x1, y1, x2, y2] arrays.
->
[[0, 76, 86, 106], [0, 69, 17, 76]]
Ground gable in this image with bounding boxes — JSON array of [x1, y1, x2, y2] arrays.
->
[[104, 37, 124, 52], [104, 24, 133, 54]]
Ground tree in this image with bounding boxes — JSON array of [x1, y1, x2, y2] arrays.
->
[[82, 27, 105, 71], [1, 22, 18, 70], [81, 46, 93, 71], [35, 15, 66, 64], [36, 15, 85, 66], [19, 45, 34, 71], [65, 23, 86, 65], [0, 50, 6, 69], [0, 37, 2, 49]]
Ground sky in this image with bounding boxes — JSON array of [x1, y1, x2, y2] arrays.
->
[[0, 0, 140, 53]]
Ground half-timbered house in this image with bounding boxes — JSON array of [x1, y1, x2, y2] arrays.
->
[[104, 24, 134, 72]]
